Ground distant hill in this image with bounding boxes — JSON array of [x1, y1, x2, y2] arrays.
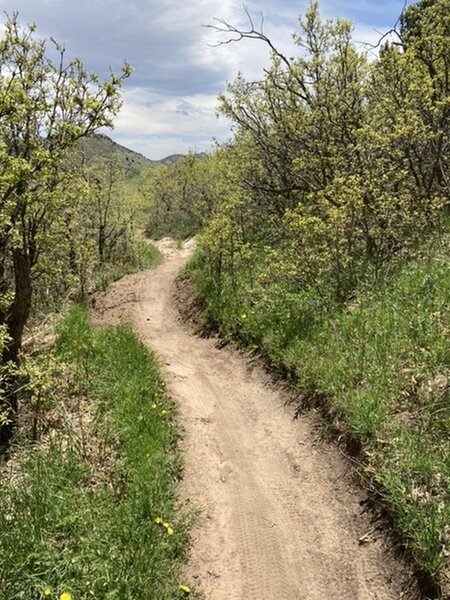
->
[[77, 134, 207, 177], [157, 152, 208, 165], [77, 134, 153, 177]]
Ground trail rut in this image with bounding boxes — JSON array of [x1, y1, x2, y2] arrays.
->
[[93, 239, 417, 600]]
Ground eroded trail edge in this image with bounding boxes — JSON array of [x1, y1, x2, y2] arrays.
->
[[93, 240, 416, 600]]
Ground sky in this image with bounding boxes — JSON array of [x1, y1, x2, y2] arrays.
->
[[1, 0, 410, 160]]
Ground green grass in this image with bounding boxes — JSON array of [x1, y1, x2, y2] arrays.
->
[[286, 256, 450, 584], [0, 306, 190, 599], [94, 238, 162, 291], [189, 231, 450, 592]]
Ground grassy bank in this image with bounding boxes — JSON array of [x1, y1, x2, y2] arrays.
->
[[188, 232, 450, 593], [31, 238, 162, 323], [93, 237, 162, 291], [0, 306, 189, 599]]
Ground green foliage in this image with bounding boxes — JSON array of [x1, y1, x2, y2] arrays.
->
[[29, 157, 161, 312], [93, 237, 162, 292], [196, 0, 449, 305], [16, 352, 65, 440], [0, 13, 131, 440], [141, 152, 220, 240], [0, 306, 189, 599]]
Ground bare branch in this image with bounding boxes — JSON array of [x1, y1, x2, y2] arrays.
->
[[358, 27, 404, 51], [204, 11, 292, 70], [243, 4, 254, 32], [358, 7, 405, 51]]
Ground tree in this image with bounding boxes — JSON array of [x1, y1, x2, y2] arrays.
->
[[399, 0, 450, 197], [80, 157, 129, 264], [0, 13, 131, 443], [195, 0, 449, 314], [142, 152, 217, 239]]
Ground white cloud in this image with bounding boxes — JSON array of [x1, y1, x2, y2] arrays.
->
[[114, 88, 229, 136], [1, 0, 408, 158], [110, 87, 232, 159]]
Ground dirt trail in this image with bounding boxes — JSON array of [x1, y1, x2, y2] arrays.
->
[[93, 239, 416, 600]]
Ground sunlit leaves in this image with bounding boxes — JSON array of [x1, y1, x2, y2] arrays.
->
[[196, 0, 449, 307], [0, 13, 130, 439]]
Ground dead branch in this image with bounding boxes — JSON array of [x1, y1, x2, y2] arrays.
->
[[203, 5, 292, 70]]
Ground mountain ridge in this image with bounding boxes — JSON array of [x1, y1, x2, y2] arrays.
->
[[78, 134, 206, 176]]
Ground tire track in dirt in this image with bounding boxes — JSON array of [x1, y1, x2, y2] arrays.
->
[[92, 239, 417, 600]]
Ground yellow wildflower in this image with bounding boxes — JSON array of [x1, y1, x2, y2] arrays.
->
[[160, 409, 168, 416], [43, 587, 52, 597], [179, 584, 191, 594], [151, 403, 157, 409], [241, 313, 247, 320], [60, 594, 73, 600], [163, 521, 170, 528], [166, 526, 174, 536], [154, 517, 163, 524]]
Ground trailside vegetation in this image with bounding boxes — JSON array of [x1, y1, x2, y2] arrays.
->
[[0, 15, 159, 444], [0, 14, 186, 598], [0, 306, 189, 599], [141, 152, 218, 240], [150, 0, 450, 592]]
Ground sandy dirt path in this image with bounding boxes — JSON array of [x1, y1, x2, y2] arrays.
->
[[93, 239, 416, 600]]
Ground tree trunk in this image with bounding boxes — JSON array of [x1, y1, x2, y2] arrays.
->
[[98, 224, 105, 263], [0, 248, 32, 446]]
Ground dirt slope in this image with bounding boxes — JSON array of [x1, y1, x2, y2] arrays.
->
[[92, 239, 417, 600]]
